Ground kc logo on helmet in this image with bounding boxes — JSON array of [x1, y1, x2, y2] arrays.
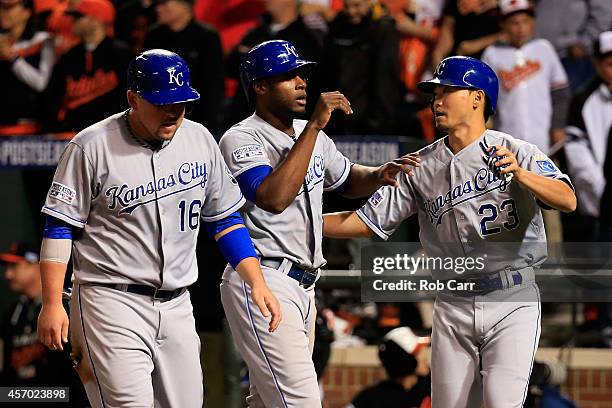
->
[[167, 67, 184, 86], [435, 61, 446, 76], [279, 43, 299, 63]]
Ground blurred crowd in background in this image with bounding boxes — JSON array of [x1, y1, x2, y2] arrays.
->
[[1, 0, 611, 406]]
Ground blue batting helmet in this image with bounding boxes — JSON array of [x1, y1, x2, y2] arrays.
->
[[417, 56, 499, 113], [127, 49, 200, 105], [239, 40, 317, 99]]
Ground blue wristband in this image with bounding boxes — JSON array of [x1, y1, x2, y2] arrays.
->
[[217, 227, 258, 269]]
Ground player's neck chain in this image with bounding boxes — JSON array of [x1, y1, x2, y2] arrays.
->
[[123, 109, 166, 151]]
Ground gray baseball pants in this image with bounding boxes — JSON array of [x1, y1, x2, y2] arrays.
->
[[220, 264, 320, 408], [431, 275, 541, 408], [69, 283, 203, 408]]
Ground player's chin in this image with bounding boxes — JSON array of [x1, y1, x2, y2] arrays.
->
[[156, 125, 178, 140], [435, 122, 450, 133], [292, 102, 307, 115]]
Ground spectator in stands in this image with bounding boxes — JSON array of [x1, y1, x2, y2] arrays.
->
[[0, 0, 54, 135], [563, 31, 612, 243], [384, 0, 444, 141], [598, 35, 612, 243], [350, 327, 431, 408], [321, 0, 402, 135], [564, 32, 612, 342], [0, 242, 88, 405], [299, 0, 343, 46], [482, 0, 570, 155], [193, 0, 266, 55], [535, 0, 612, 92], [224, 0, 323, 130], [40, 0, 80, 58], [430, 0, 502, 70], [300, 0, 342, 23], [114, 0, 156, 54], [144, 0, 224, 135], [43, 0, 132, 133]]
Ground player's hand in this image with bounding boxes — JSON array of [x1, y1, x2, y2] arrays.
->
[[308, 92, 353, 131], [375, 153, 421, 186], [37, 303, 69, 351], [489, 145, 522, 179], [251, 283, 282, 332]]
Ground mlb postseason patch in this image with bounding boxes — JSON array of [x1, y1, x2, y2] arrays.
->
[[369, 190, 385, 208], [49, 182, 76, 205], [536, 159, 557, 173], [232, 145, 264, 162]]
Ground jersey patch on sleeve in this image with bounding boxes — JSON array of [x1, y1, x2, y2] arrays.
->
[[232, 145, 264, 162], [48, 182, 77, 205], [536, 159, 557, 173], [369, 190, 385, 208]]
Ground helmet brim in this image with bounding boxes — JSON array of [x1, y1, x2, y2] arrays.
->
[[139, 86, 201, 106], [416, 78, 475, 94]]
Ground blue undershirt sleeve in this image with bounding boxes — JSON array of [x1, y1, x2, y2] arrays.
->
[[43, 215, 76, 239], [235, 165, 273, 202]]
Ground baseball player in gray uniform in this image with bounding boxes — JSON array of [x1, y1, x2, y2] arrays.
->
[[219, 40, 411, 407], [36, 49, 281, 408], [323, 56, 577, 407]]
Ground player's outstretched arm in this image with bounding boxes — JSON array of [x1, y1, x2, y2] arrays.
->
[[340, 153, 421, 199], [214, 224, 281, 332], [323, 211, 374, 238], [255, 92, 353, 214], [38, 240, 71, 352], [491, 146, 577, 213]]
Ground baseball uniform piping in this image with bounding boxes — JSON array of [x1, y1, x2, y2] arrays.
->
[[323, 158, 351, 191], [41, 206, 86, 228], [242, 281, 289, 408], [201, 195, 246, 222], [520, 285, 541, 405], [78, 285, 108, 408], [356, 209, 390, 240]]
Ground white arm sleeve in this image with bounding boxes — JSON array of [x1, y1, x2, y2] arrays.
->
[[40, 238, 72, 264]]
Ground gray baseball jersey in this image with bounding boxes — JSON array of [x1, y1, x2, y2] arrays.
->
[[219, 113, 351, 408], [42, 111, 245, 289], [357, 129, 571, 408], [219, 113, 351, 269], [481, 39, 568, 153], [357, 129, 572, 280], [42, 111, 244, 407]]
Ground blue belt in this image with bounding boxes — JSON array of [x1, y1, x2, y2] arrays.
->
[[260, 258, 318, 289], [454, 271, 523, 292]]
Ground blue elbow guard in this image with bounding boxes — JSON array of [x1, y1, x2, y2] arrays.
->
[[217, 227, 258, 269]]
